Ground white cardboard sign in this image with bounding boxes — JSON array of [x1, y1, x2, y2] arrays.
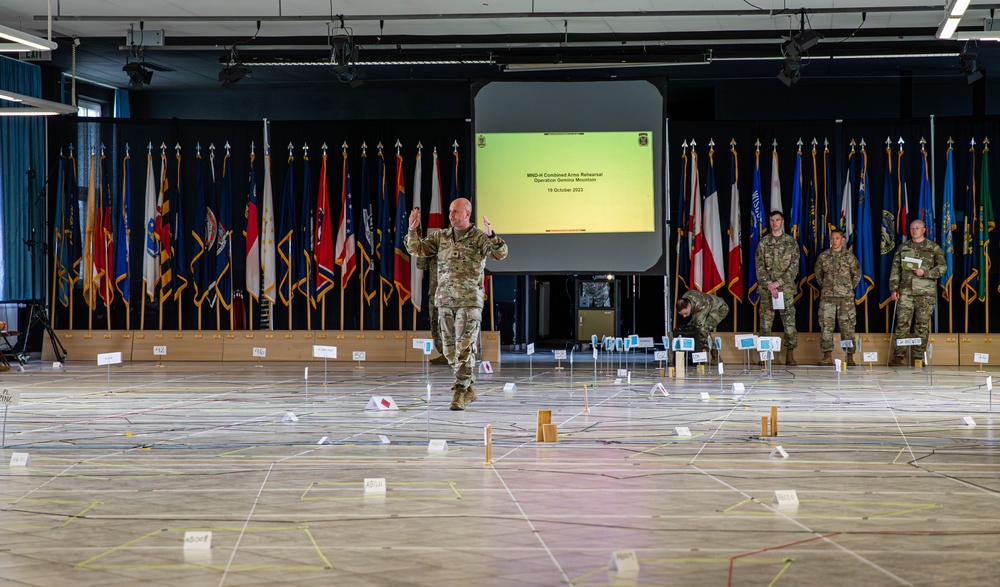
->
[[365, 396, 398, 410], [608, 549, 639, 575], [352, 351, 367, 361], [313, 345, 337, 359], [183, 531, 212, 550], [863, 351, 878, 362], [553, 350, 567, 360], [692, 352, 708, 364], [649, 383, 668, 397], [428, 439, 448, 452], [732, 382, 745, 393], [735, 334, 757, 350], [974, 352, 989, 364], [252, 347, 267, 358], [840, 339, 854, 348], [769, 446, 789, 458], [503, 382, 517, 392], [0, 388, 21, 406], [896, 337, 921, 347], [152, 345, 167, 356], [479, 361, 493, 373], [526, 343, 535, 355], [97, 352, 122, 366], [653, 350, 668, 361], [412, 338, 433, 350], [772, 489, 799, 509], [674, 426, 692, 437], [9, 452, 30, 467], [364, 478, 387, 494]]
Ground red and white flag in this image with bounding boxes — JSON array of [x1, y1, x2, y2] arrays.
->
[[702, 147, 725, 295], [410, 147, 424, 311], [688, 144, 704, 291], [728, 144, 743, 301]]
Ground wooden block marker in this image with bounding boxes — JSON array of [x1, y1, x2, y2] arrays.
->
[[536, 409, 552, 441], [583, 385, 590, 412], [770, 405, 778, 437], [483, 424, 493, 466], [761, 416, 769, 437], [541, 423, 558, 442]]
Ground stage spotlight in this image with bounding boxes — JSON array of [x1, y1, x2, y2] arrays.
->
[[960, 52, 984, 84], [122, 62, 152, 87], [784, 30, 823, 58], [219, 63, 252, 86], [777, 56, 802, 86]]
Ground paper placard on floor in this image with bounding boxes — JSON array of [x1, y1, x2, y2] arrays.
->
[[769, 446, 789, 458], [759, 350, 774, 362], [313, 345, 338, 359], [617, 368, 628, 377], [649, 383, 668, 397], [637, 336, 655, 348], [896, 337, 921, 347], [718, 362, 724, 375], [421, 340, 433, 355], [553, 350, 567, 360], [365, 396, 399, 410], [772, 489, 799, 508], [674, 426, 692, 437], [840, 339, 854, 349], [282, 411, 299, 422], [593, 347, 598, 360], [317, 436, 328, 445], [9, 452, 30, 467], [608, 549, 640, 575], [183, 531, 212, 550], [0, 388, 21, 406], [503, 382, 517, 392], [987, 376, 993, 392], [974, 352, 989, 364], [863, 351, 878, 363], [735, 334, 757, 350], [353, 351, 367, 361], [672, 337, 695, 351], [653, 350, 668, 361], [412, 338, 433, 350], [834, 359, 842, 372], [364, 478, 387, 494], [304, 367, 309, 380], [479, 361, 493, 374], [97, 352, 122, 366], [732, 382, 746, 393], [699, 392, 710, 401], [251, 347, 266, 358], [692, 351, 708, 364], [756, 336, 781, 352], [378, 434, 390, 444], [428, 439, 448, 452], [526, 342, 535, 355], [52, 362, 63, 369], [152, 345, 167, 356], [614, 378, 623, 385], [960, 416, 977, 427]]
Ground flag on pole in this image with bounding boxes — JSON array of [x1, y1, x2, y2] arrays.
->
[[96, 153, 115, 306], [214, 150, 233, 310], [790, 142, 807, 300], [314, 151, 336, 301], [335, 148, 357, 289], [429, 149, 445, 233], [358, 147, 376, 306], [840, 147, 855, 246], [961, 140, 978, 304], [172, 149, 188, 302], [393, 149, 412, 304], [245, 152, 261, 301], [296, 150, 314, 307], [83, 153, 96, 307], [277, 153, 295, 306], [918, 142, 935, 243], [190, 150, 215, 307], [941, 142, 956, 301], [377, 147, 395, 303], [156, 149, 174, 303], [702, 145, 724, 295], [114, 152, 131, 307], [449, 142, 460, 203], [770, 142, 782, 214], [410, 148, 424, 311], [143, 150, 159, 301], [688, 142, 704, 291], [823, 140, 836, 249], [261, 151, 277, 304], [898, 140, 911, 241], [676, 142, 690, 291], [855, 143, 875, 303], [748, 144, 764, 305], [54, 155, 77, 307], [805, 142, 820, 298], [727, 142, 743, 301], [879, 142, 897, 310], [978, 142, 994, 302]]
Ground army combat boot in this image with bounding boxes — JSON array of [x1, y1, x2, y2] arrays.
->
[[784, 349, 797, 366], [845, 353, 857, 367], [818, 351, 833, 366]]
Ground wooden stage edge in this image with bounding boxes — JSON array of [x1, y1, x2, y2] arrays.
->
[[43, 330, 501, 364]]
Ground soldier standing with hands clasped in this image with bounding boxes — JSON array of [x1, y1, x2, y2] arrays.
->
[[888, 219, 946, 366], [814, 229, 861, 366]]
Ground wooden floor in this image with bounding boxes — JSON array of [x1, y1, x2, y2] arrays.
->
[[1, 354, 999, 586]]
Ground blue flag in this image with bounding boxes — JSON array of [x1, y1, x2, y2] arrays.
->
[[675, 144, 689, 291], [377, 148, 394, 303], [114, 153, 131, 309], [55, 153, 81, 308], [190, 152, 209, 306], [918, 145, 935, 242], [277, 154, 295, 307], [805, 145, 819, 298], [790, 145, 807, 300], [748, 148, 765, 305], [214, 152, 233, 310], [940, 144, 955, 302], [879, 144, 897, 310], [296, 153, 314, 307], [172, 151, 189, 303], [855, 146, 875, 303], [358, 149, 377, 310]]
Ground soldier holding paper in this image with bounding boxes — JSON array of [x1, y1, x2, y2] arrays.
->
[[888, 219, 946, 366]]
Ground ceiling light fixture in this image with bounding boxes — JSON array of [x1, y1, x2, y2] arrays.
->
[[959, 50, 984, 83], [0, 23, 57, 52], [123, 61, 153, 86], [219, 46, 252, 86], [951, 0, 973, 17], [0, 89, 76, 116]]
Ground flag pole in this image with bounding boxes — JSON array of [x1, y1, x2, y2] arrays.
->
[[490, 276, 496, 331], [673, 140, 689, 328]]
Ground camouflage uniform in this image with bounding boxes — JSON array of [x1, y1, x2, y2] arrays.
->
[[888, 238, 946, 360], [415, 255, 443, 355], [814, 247, 861, 353], [405, 227, 508, 393], [755, 231, 799, 349], [681, 290, 729, 351]]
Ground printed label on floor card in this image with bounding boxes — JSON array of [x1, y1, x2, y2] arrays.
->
[[974, 352, 989, 363], [554, 350, 567, 360], [0, 388, 20, 406], [97, 352, 122, 366], [183, 531, 212, 550], [772, 489, 799, 508], [863, 352, 878, 362], [428, 439, 448, 452], [353, 351, 366, 361], [608, 549, 639, 575], [252, 347, 266, 358], [313, 345, 337, 358], [654, 351, 667, 361], [363, 478, 386, 494], [674, 426, 691, 437], [9, 452, 29, 467], [152, 345, 167, 356]]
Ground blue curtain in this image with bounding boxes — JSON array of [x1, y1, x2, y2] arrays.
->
[[0, 56, 46, 301], [114, 89, 130, 118]]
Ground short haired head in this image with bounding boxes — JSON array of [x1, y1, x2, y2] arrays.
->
[[769, 210, 785, 222], [829, 229, 844, 239], [675, 297, 692, 317]]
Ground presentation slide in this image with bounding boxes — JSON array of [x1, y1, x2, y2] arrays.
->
[[475, 131, 655, 234]]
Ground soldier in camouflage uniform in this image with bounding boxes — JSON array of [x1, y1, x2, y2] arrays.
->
[[405, 198, 508, 410], [888, 219, 946, 366], [814, 229, 861, 366], [675, 290, 729, 362], [416, 254, 448, 365], [755, 210, 800, 365]]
